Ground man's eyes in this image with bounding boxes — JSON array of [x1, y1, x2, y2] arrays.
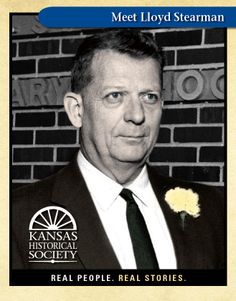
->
[[103, 92, 160, 105]]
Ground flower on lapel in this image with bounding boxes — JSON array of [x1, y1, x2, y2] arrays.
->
[[165, 187, 200, 229]]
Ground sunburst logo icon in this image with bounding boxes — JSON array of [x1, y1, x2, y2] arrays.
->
[[29, 206, 77, 231]]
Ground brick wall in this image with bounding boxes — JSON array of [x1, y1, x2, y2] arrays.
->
[[12, 21, 225, 189]]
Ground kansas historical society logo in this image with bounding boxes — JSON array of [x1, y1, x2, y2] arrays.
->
[[28, 206, 78, 264]]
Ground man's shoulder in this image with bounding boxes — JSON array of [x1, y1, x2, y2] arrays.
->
[[147, 165, 224, 209], [148, 164, 223, 190], [12, 173, 59, 218], [13, 174, 54, 201], [13, 155, 81, 200]]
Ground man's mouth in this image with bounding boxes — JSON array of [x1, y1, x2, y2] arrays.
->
[[120, 135, 145, 138], [118, 135, 147, 143]]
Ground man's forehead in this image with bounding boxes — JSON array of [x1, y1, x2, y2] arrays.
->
[[84, 49, 161, 94], [90, 49, 161, 72]]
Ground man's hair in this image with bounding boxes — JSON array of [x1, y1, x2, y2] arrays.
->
[[71, 29, 163, 93]]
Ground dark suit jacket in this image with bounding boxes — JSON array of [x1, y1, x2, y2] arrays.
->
[[12, 156, 225, 269]]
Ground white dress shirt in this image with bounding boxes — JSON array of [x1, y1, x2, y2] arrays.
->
[[78, 151, 177, 269]]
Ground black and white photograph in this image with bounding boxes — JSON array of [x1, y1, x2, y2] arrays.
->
[[11, 14, 226, 285]]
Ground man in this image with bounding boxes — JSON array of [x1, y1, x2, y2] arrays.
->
[[12, 30, 225, 270]]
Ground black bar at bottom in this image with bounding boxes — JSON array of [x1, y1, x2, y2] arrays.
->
[[10, 269, 226, 286]]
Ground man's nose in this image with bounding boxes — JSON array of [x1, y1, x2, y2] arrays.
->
[[124, 97, 145, 125]]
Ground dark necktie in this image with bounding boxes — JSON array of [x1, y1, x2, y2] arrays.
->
[[120, 188, 159, 269]]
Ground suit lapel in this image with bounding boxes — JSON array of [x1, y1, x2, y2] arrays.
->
[[147, 166, 187, 269], [50, 156, 120, 269], [148, 166, 223, 269]]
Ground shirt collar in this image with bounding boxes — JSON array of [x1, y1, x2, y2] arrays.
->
[[78, 151, 122, 211], [125, 164, 149, 206], [77, 151, 150, 210]]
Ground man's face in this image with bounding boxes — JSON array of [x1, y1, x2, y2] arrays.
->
[[80, 49, 162, 173]]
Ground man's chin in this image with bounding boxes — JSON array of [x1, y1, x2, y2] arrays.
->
[[109, 144, 151, 165], [112, 152, 147, 165]]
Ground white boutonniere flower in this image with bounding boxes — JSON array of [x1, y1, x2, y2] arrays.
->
[[165, 187, 200, 229]]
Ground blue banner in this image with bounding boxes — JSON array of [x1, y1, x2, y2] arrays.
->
[[39, 6, 236, 28]]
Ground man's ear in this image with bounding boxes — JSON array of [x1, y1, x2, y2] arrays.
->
[[64, 92, 84, 128]]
